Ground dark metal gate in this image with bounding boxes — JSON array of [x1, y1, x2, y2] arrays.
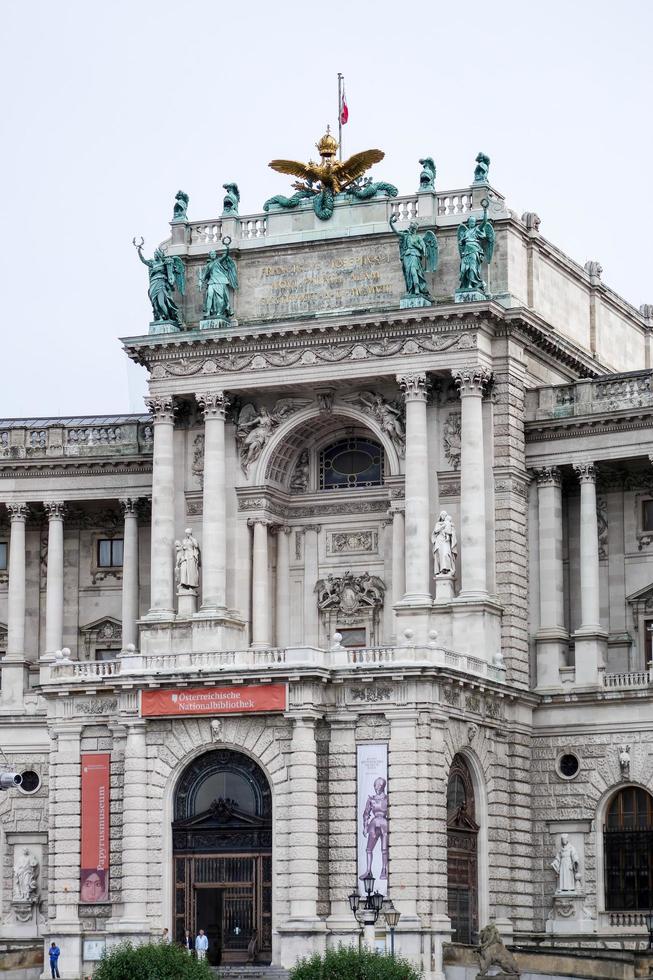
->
[[447, 755, 479, 945]]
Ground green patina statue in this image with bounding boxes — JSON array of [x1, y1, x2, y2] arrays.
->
[[456, 200, 495, 295], [133, 238, 186, 323], [263, 185, 316, 212], [199, 236, 238, 320], [345, 177, 398, 201], [419, 157, 436, 191], [474, 152, 490, 184], [172, 190, 189, 222], [222, 183, 240, 215], [389, 213, 438, 304]]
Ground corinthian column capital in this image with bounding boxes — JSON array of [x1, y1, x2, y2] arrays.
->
[[6, 503, 28, 522], [533, 466, 562, 488], [44, 501, 66, 521], [452, 365, 493, 396], [573, 462, 596, 484], [119, 497, 140, 517], [145, 395, 175, 423], [196, 391, 230, 420], [397, 372, 428, 402]]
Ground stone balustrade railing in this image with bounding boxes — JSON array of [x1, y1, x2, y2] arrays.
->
[[45, 643, 506, 684], [525, 370, 653, 421], [598, 911, 648, 929], [0, 416, 153, 459], [601, 669, 652, 690]]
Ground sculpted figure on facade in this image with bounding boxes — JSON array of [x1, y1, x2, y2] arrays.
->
[[315, 571, 385, 614], [175, 528, 201, 591], [133, 238, 186, 324], [172, 190, 189, 222], [473, 151, 490, 183], [289, 449, 309, 493], [199, 237, 238, 320], [389, 212, 438, 302], [236, 398, 308, 475], [13, 848, 39, 903], [222, 183, 240, 215], [618, 744, 630, 779], [360, 776, 388, 881], [419, 156, 436, 191], [457, 200, 495, 296], [431, 511, 458, 576], [477, 923, 519, 977], [551, 834, 581, 893], [350, 391, 405, 455]]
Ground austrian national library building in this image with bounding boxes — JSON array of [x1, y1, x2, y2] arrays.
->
[[1, 132, 653, 980]]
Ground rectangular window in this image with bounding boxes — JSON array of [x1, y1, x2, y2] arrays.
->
[[97, 539, 123, 568], [0, 542, 7, 570], [95, 649, 117, 662], [643, 500, 653, 532], [337, 627, 367, 648]]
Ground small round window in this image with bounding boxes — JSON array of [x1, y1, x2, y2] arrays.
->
[[19, 770, 41, 794], [557, 753, 580, 780], [320, 437, 383, 490]]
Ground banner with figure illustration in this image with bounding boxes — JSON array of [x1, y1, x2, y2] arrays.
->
[[357, 743, 388, 897], [80, 753, 110, 902]]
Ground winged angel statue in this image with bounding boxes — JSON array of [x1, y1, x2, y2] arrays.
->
[[264, 129, 395, 221], [236, 398, 310, 475], [134, 239, 186, 324], [199, 237, 238, 320], [389, 214, 438, 302], [457, 199, 495, 294]]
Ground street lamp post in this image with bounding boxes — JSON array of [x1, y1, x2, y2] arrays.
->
[[347, 876, 400, 956]]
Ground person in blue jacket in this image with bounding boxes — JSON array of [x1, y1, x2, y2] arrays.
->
[[49, 942, 61, 979]]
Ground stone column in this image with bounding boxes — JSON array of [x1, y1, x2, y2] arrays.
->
[[119, 498, 140, 650], [288, 716, 320, 922], [2, 504, 29, 704], [326, 715, 359, 935], [397, 373, 430, 603], [274, 526, 291, 648], [453, 367, 492, 597], [50, 723, 83, 921], [533, 467, 567, 687], [145, 396, 175, 618], [44, 501, 65, 654], [302, 525, 321, 646], [249, 519, 271, 648], [573, 462, 608, 685], [196, 391, 229, 614], [391, 507, 406, 605], [120, 721, 149, 929]]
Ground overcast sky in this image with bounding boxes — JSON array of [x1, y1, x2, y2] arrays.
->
[[1, 0, 651, 418]]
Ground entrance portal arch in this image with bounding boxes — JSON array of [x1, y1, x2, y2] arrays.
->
[[172, 749, 272, 965]]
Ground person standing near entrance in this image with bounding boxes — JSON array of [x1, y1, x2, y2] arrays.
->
[[49, 942, 61, 979], [195, 929, 209, 960], [183, 929, 193, 955]]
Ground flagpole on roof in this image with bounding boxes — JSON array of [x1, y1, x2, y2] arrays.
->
[[338, 73, 343, 161]]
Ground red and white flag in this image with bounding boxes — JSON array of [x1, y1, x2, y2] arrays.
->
[[340, 85, 349, 125]]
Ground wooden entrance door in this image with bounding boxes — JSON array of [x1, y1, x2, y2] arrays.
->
[[447, 755, 479, 944]]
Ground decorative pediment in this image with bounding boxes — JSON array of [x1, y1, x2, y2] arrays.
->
[[626, 584, 653, 614], [79, 617, 122, 655], [447, 802, 480, 832], [174, 798, 267, 832]]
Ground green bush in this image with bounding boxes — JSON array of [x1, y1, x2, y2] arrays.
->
[[290, 944, 421, 980], [93, 940, 214, 980]]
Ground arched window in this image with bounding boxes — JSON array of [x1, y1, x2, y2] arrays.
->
[[447, 755, 479, 944], [319, 437, 383, 490], [604, 786, 653, 911]]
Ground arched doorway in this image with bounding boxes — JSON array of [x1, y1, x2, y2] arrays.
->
[[172, 749, 272, 965], [447, 755, 479, 944], [604, 786, 653, 911]]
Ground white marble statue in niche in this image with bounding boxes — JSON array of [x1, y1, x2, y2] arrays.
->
[[431, 511, 458, 576], [551, 834, 581, 893], [175, 528, 201, 592], [13, 847, 39, 903]]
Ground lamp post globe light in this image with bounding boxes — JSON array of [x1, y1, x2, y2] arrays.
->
[[346, 874, 400, 955]]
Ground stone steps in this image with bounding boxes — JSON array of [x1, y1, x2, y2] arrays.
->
[[212, 967, 288, 980]]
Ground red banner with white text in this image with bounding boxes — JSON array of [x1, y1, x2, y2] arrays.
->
[[80, 753, 110, 902], [140, 683, 287, 718]]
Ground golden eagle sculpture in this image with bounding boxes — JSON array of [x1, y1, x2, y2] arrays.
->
[[264, 129, 398, 221]]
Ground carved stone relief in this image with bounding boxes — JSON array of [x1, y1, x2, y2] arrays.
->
[[192, 434, 205, 489], [442, 413, 461, 469], [326, 530, 378, 555]]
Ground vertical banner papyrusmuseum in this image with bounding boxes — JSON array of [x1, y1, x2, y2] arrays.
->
[[80, 753, 110, 902], [357, 743, 388, 896]]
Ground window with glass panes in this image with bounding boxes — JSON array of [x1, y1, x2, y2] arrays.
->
[[97, 539, 123, 568], [0, 542, 7, 570], [604, 787, 653, 910]]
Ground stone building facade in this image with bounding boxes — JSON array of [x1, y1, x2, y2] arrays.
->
[[1, 149, 653, 979]]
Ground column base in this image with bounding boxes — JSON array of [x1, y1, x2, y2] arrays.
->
[[573, 626, 608, 687], [0, 659, 28, 705], [142, 608, 175, 622], [535, 627, 569, 690]]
